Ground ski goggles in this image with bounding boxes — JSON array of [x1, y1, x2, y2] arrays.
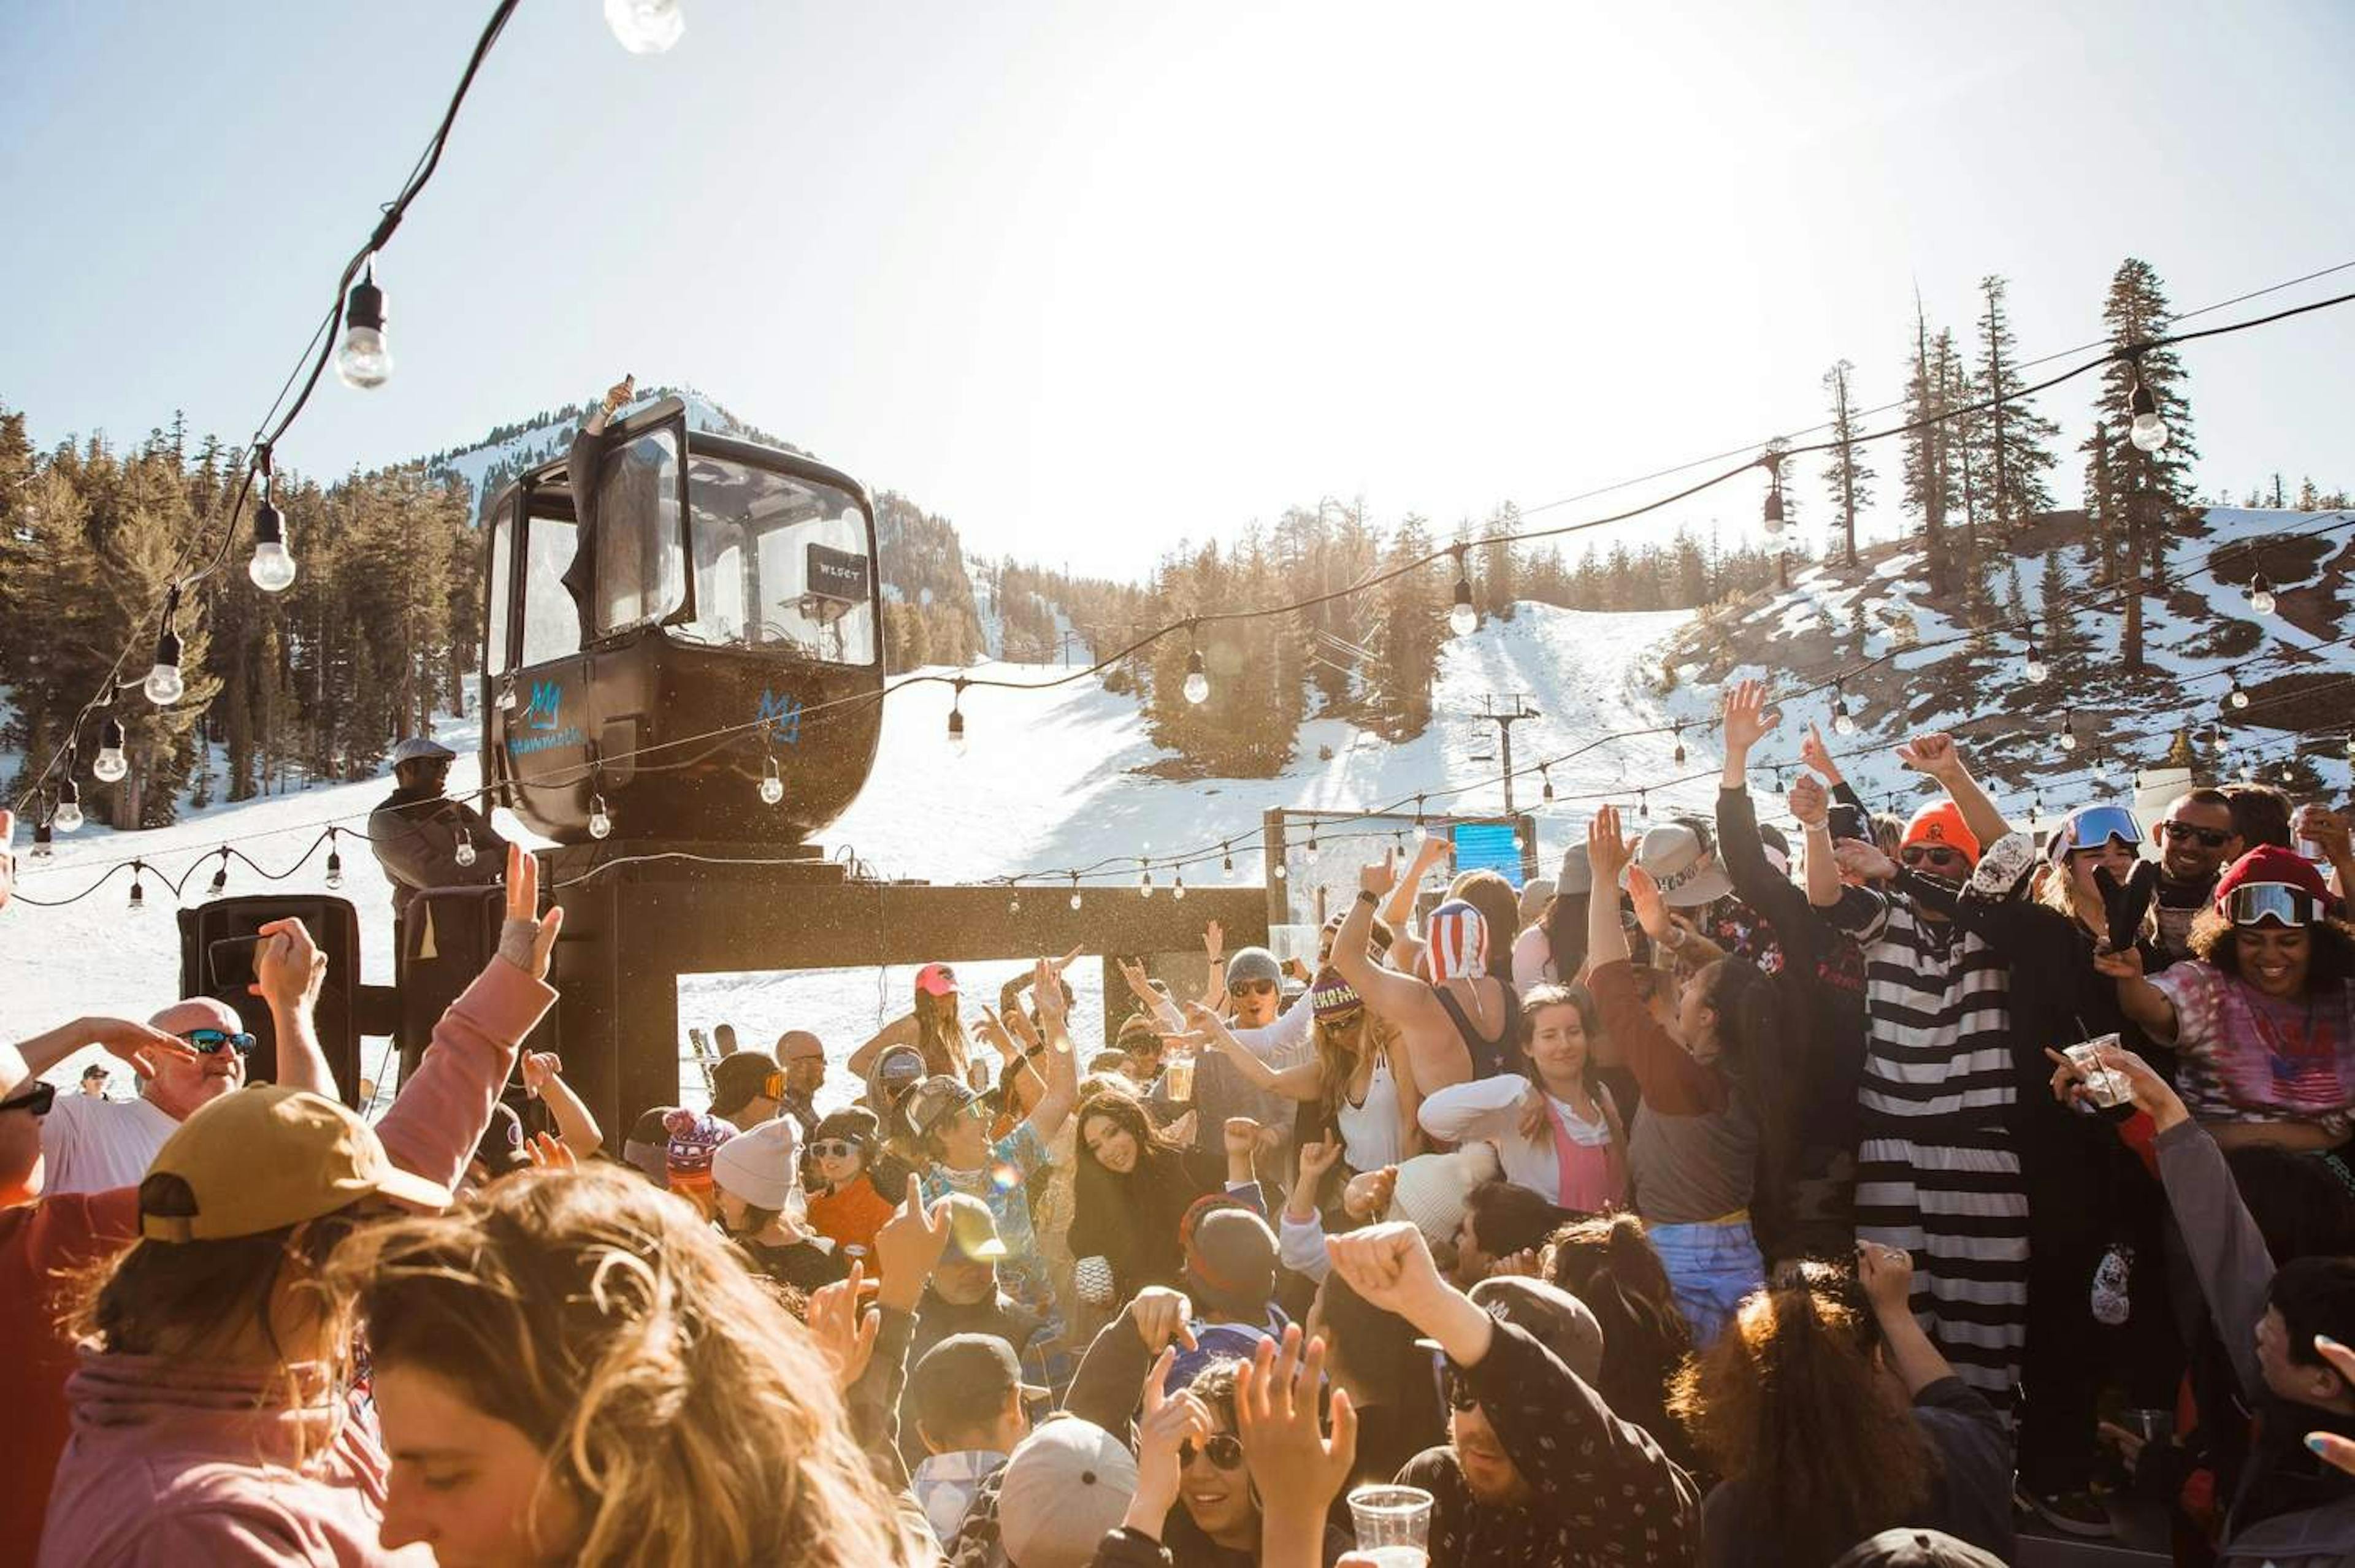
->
[[2057, 805, 2143, 855], [0, 1081, 56, 1117], [180, 1028, 256, 1056], [2224, 882, 2322, 928]]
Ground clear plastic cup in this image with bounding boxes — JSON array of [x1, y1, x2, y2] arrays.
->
[[1165, 1050, 1195, 1103], [2066, 1035, 2131, 1109], [1347, 1485, 1434, 1567]]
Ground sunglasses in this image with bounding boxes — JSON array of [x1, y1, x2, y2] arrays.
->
[[1900, 846, 1966, 870], [2159, 822, 2235, 849], [1233, 979, 1278, 998], [180, 1028, 256, 1057], [0, 1080, 56, 1117], [1178, 1432, 1246, 1470], [810, 1139, 864, 1161]]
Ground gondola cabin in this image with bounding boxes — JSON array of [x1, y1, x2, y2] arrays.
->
[[478, 397, 884, 847]]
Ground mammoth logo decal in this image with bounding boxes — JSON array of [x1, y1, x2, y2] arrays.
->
[[526, 681, 562, 730], [756, 689, 804, 745], [506, 681, 583, 756]]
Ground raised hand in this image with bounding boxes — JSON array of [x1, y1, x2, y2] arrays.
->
[[1030, 957, 1067, 1029], [1203, 920, 1225, 961], [1896, 732, 1964, 781], [1359, 852, 1398, 898], [600, 374, 636, 414], [522, 1130, 575, 1171], [805, 1261, 882, 1393], [1834, 838, 1896, 882], [1341, 1165, 1399, 1222], [2309, 1337, 2355, 1478], [519, 1051, 563, 1098], [1118, 957, 1160, 1008], [1587, 803, 1637, 887], [1325, 1220, 1452, 1326], [251, 916, 328, 1011], [500, 844, 564, 980], [2043, 1040, 2185, 1131], [1856, 1239, 1913, 1316], [1130, 1285, 1200, 1356], [1133, 1348, 1212, 1523], [85, 1017, 198, 1079], [1800, 719, 1844, 784], [2091, 944, 2146, 981], [874, 1173, 954, 1305], [1223, 1116, 1268, 1161], [1625, 863, 1672, 944], [1720, 678, 1780, 756], [1235, 1328, 1357, 1521], [1789, 773, 1830, 830]]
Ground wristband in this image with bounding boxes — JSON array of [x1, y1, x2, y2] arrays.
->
[[1356, 890, 1380, 907]]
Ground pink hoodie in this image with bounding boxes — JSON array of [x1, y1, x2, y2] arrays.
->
[[34, 958, 555, 1568]]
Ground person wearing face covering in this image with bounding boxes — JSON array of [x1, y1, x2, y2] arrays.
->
[[1332, 855, 1520, 1095]]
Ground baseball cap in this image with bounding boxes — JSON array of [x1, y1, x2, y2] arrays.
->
[[711, 1117, 800, 1212], [1636, 821, 1733, 908], [390, 737, 456, 765], [909, 1333, 1047, 1442], [137, 1084, 450, 1242], [775, 1029, 825, 1063], [915, 962, 959, 998], [811, 1106, 881, 1149], [867, 1044, 929, 1111], [1441, 1275, 1604, 1383], [622, 1104, 678, 1184], [710, 1050, 781, 1115], [902, 1074, 982, 1142], [997, 1419, 1138, 1568], [939, 1191, 1009, 1263], [1517, 876, 1555, 928], [1830, 1531, 2006, 1568], [1901, 801, 1981, 865], [473, 1101, 530, 1177]]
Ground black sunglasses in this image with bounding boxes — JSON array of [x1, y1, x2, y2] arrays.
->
[[809, 1139, 864, 1161], [1233, 979, 1278, 997], [1179, 1432, 1245, 1470], [2159, 822, 2234, 849], [181, 1028, 256, 1057], [1, 1081, 56, 1117], [1900, 846, 1966, 868]]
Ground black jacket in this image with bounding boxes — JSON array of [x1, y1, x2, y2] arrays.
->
[[368, 785, 507, 922]]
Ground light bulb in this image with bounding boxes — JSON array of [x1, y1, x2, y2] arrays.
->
[[948, 706, 967, 755], [1139, 867, 1155, 898], [589, 795, 613, 839], [1183, 648, 1209, 706], [1222, 844, 1235, 873], [1172, 875, 1187, 900], [759, 773, 784, 805], [53, 782, 83, 834], [2024, 651, 2049, 684], [207, 862, 228, 896], [2129, 412, 2169, 453], [93, 716, 128, 782], [335, 274, 392, 390], [2229, 683, 2251, 709], [1449, 587, 1479, 638], [1070, 888, 1084, 911], [1541, 771, 1555, 802], [2059, 730, 2078, 752], [128, 877, 145, 913], [1008, 893, 1021, 916], [1638, 792, 1651, 819], [1763, 485, 1786, 535], [605, 0, 685, 52], [2248, 573, 2276, 616], [454, 836, 478, 869], [1673, 727, 1687, 767], [1273, 862, 1287, 881], [1831, 700, 1857, 736], [248, 502, 297, 591], [31, 822, 53, 859], [144, 626, 186, 705], [326, 851, 344, 889]]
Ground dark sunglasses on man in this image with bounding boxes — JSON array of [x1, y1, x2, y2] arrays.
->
[[1231, 979, 1278, 999], [2158, 820, 2235, 849], [180, 1028, 256, 1057], [0, 1081, 56, 1117], [1900, 845, 1967, 871]]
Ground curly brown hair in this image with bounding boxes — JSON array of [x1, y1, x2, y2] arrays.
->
[[1668, 1260, 1934, 1566], [2187, 909, 2355, 988]]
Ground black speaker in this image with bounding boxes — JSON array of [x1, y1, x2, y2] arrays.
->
[[398, 884, 557, 1091], [176, 895, 364, 1104]]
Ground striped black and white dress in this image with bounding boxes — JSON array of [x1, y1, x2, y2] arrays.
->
[[1826, 884, 2026, 1409]]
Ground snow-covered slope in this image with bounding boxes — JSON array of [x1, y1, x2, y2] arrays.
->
[[426, 385, 793, 518], [1, 602, 1694, 1104]]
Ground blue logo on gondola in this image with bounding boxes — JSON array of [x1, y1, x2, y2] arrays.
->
[[526, 682, 562, 731], [757, 690, 803, 745]]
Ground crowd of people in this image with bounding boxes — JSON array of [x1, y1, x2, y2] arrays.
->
[[5, 681, 2355, 1567]]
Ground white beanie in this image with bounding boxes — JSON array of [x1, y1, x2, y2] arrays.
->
[[711, 1117, 799, 1212], [1387, 1143, 1501, 1250]]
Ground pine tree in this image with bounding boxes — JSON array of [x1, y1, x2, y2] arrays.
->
[[1974, 274, 2061, 532], [1820, 359, 1874, 567], [1901, 302, 1953, 589], [2094, 258, 2199, 513]]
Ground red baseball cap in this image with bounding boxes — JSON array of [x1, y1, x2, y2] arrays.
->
[[914, 963, 958, 998]]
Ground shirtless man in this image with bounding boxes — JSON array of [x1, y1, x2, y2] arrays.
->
[[1332, 850, 1516, 1093]]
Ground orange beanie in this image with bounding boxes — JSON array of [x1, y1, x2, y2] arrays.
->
[[1902, 801, 1981, 864]]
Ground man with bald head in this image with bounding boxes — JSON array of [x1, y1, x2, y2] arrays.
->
[[37, 917, 331, 1196], [777, 1029, 827, 1138]]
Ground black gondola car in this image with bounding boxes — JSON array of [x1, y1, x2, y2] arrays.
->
[[478, 397, 883, 846]]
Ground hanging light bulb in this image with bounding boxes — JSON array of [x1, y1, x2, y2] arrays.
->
[[1672, 724, 1687, 767], [1830, 683, 1858, 736], [2089, 754, 2109, 788], [1138, 862, 1154, 898], [1639, 790, 1651, 819], [2127, 366, 2170, 454], [1068, 875, 1084, 911], [2247, 570, 2276, 616], [52, 778, 83, 835], [1414, 794, 1428, 830], [335, 258, 392, 389], [1541, 765, 1555, 802], [948, 678, 969, 756], [128, 865, 146, 914], [1761, 456, 1786, 535], [2345, 732, 2355, 764], [759, 752, 784, 805], [605, 0, 685, 53], [1172, 873, 1187, 901], [1183, 645, 1210, 706], [2058, 711, 2078, 752], [248, 494, 297, 592], [2228, 676, 2251, 709], [93, 716, 128, 782], [2237, 755, 2254, 781], [325, 835, 345, 890], [1307, 823, 1319, 854], [2029, 797, 2042, 826], [588, 794, 613, 839], [31, 819, 53, 860], [1222, 843, 1235, 874], [144, 625, 185, 706], [1272, 860, 1287, 881], [1007, 890, 1022, 916], [2023, 630, 2049, 685], [454, 832, 478, 870]]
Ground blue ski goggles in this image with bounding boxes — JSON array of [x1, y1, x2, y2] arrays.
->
[[2225, 882, 2322, 929], [2055, 805, 2143, 856]]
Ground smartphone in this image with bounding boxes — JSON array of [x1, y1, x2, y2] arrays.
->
[[1827, 803, 1868, 842], [209, 935, 262, 992]]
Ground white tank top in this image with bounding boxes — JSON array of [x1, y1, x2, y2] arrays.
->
[[1334, 1052, 1404, 1171]]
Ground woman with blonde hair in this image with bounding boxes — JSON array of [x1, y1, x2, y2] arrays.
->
[[1189, 966, 1423, 1176], [331, 1161, 930, 1566]]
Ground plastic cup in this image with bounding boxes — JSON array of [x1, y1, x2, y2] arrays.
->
[[1165, 1051, 1196, 1103], [2066, 1035, 2131, 1109], [1348, 1485, 1433, 1566]]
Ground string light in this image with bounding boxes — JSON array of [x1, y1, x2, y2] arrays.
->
[[30, 819, 53, 860], [144, 587, 186, 706], [1672, 723, 1687, 767], [605, 0, 686, 53], [335, 256, 392, 389], [588, 792, 613, 839], [454, 830, 477, 869], [1761, 454, 1786, 535], [2237, 755, 2254, 781], [249, 483, 297, 592], [2247, 570, 2277, 616], [1184, 623, 1209, 705], [948, 678, 968, 755], [2227, 673, 2251, 709], [1272, 860, 1287, 881], [1414, 795, 1427, 830], [2058, 710, 2078, 751], [1068, 874, 1083, 911], [2127, 360, 2171, 454], [1638, 789, 1651, 819], [1830, 682, 1857, 736], [1449, 545, 1478, 637], [128, 863, 146, 914], [1307, 823, 1319, 853], [1540, 764, 1554, 802], [1138, 861, 1154, 898], [325, 828, 344, 890], [93, 715, 128, 783], [1171, 873, 1187, 900], [2023, 625, 2050, 685], [758, 751, 784, 806], [53, 774, 83, 835], [206, 850, 230, 897], [1008, 890, 1021, 916]]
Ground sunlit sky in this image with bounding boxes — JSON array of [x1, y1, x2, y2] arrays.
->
[[5, 2, 2353, 576]]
